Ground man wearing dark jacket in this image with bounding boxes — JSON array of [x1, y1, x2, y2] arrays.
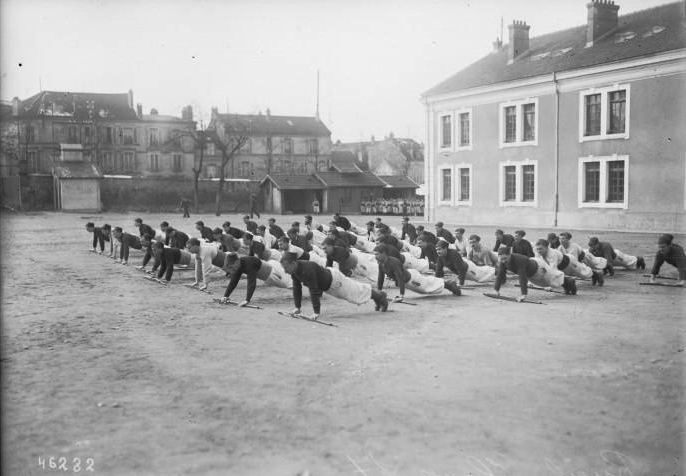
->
[[153, 242, 193, 283], [134, 218, 155, 239], [219, 253, 291, 306], [333, 212, 352, 231], [650, 234, 686, 285], [86, 222, 111, 254], [281, 252, 388, 320], [323, 237, 358, 277], [165, 227, 190, 250], [195, 221, 214, 241], [222, 221, 245, 239], [268, 218, 285, 239], [243, 215, 258, 234], [401, 217, 417, 244], [112, 227, 142, 265], [435, 222, 455, 244], [512, 230, 534, 258], [435, 240, 468, 285], [493, 229, 515, 252]]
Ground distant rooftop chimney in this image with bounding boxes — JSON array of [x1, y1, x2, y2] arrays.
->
[[266, 108, 271, 120], [12, 97, 20, 116], [136, 103, 143, 118], [127, 89, 134, 109], [508, 20, 530, 64], [492, 37, 503, 53], [150, 108, 158, 116], [181, 105, 193, 121], [586, 0, 620, 47]]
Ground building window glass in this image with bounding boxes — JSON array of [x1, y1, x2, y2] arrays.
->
[[242, 139, 252, 154], [440, 115, 452, 148], [522, 164, 535, 201], [578, 155, 628, 208], [584, 162, 600, 202], [585, 94, 601, 136], [298, 162, 308, 174], [499, 160, 537, 206], [607, 160, 625, 203], [149, 129, 159, 147], [309, 139, 319, 155], [68, 126, 78, 143], [459, 167, 470, 202], [500, 99, 538, 147], [123, 128, 134, 145], [105, 127, 113, 144], [124, 152, 135, 172], [608, 91, 626, 134], [522, 104, 536, 142], [458, 112, 470, 147], [504, 166, 517, 201], [150, 153, 159, 172], [173, 154, 183, 172], [266, 137, 272, 154], [28, 151, 39, 172], [440, 168, 451, 201], [580, 85, 630, 141], [283, 138, 293, 154]]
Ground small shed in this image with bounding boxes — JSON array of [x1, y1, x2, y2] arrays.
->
[[315, 171, 386, 214], [53, 144, 103, 212], [378, 175, 420, 199], [260, 174, 326, 214]]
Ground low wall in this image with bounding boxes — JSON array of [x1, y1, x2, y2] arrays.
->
[[101, 176, 261, 213]]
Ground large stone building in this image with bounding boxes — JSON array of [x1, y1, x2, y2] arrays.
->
[[204, 108, 332, 180], [422, 1, 686, 232], [333, 135, 425, 185], [8, 90, 196, 177]]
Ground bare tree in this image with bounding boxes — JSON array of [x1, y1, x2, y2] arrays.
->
[[167, 123, 207, 214], [211, 116, 251, 216]]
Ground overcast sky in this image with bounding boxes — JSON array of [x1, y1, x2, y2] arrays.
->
[[0, 0, 671, 143]]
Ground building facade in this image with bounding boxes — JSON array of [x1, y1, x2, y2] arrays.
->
[[422, 1, 686, 232], [9, 90, 196, 178], [334, 135, 425, 185], [205, 109, 332, 180]]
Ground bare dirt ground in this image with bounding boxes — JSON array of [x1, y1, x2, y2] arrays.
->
[[1, 211, 684, 476]]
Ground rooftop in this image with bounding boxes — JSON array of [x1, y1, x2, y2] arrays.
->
[[261, 174, 326, 190], [315, 171, 386, 188], [16, 90, 139, 121], [377, 175, 420, 189], [212, 113, 331, 137], [423, 1, 686, 97]]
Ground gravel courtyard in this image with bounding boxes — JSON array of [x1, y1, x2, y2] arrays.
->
[[1, 211, 683, 476]]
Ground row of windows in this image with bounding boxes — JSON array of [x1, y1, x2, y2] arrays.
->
[[206, 138, 319, 156], [439, 85, 629, 150], [438, 156, 628, 209]]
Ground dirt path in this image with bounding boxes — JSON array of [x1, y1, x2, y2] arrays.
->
[[1, 212, 683, 475]]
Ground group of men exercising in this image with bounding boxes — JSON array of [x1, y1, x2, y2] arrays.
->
[[86, 212, 685, 317]]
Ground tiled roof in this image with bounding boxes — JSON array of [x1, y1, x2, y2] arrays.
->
[[423, 2, 685, 97], [17, 90, 139, 121], [377, 175, 420, 189], [212, 113, 331, 137], [53, 162, 103, 179], [331, 151, 363, 173], [261, 174, 326, 190], [315, 171, 386, 188]]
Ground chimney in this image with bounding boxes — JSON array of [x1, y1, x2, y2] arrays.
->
[[12, 97, 20, 116], [211, 107, 219, 119], [150, 108, 158, 115], [586, 0, 620, 47], [266, 108, 271, 120], [136, 103, 143, 118], [492, 37, 503, 53], [127, 89, 134, 109], [508, 20, 530, 63], [181, 105, 193, 121]]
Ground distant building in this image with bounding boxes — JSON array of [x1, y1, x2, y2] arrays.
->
[[333, 135, 425, 185], [422, 1, 686, 232], [9, 90, 196, 177], [0, 101, 19, 177], [205, 108, 332, 180]]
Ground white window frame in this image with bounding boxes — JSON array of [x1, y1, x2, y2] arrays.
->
[[438, 165, 453, 205], [498, 159, 538, 207], [498, 98, 538, 148], [438, 112, 454, 151], [455, 163, 473, 206], [578, 84, 630, 142], [577, 154, 629, 209], [455, 108, 473, 151]]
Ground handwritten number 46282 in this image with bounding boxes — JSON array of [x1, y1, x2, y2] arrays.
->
[[38, 456, 95, 472]]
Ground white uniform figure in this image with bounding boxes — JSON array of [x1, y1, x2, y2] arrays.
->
[[401, 252, 430, 273]]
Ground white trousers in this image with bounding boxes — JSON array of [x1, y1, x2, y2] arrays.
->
[[582, 251, 608, 272], [530, 257, 565, 288], [405, 269, 444, 295], [327, 267, 372, 305], [402, 241, 423, 258], [351, 249, 379, 281], [264, 261, 293, 289], [402, 252, 430, 273], [465, 261, 496, 283], [562, 254, 593, 279], [613, 248, 637, 269]]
